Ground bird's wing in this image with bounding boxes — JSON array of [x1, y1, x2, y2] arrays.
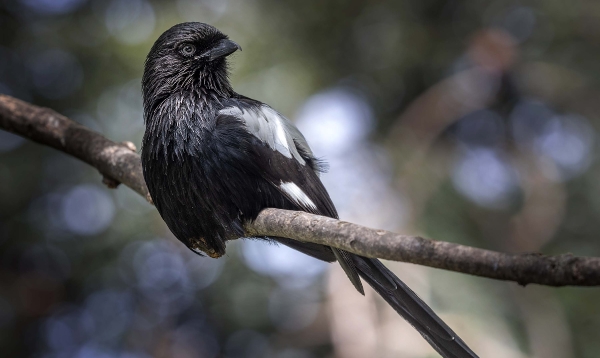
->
[[218, 99, 327, 175], [217, 99, 335, 215], [217, 99, 364, 293]]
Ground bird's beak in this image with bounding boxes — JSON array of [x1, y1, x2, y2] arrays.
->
[[205, 39, 242, 61]]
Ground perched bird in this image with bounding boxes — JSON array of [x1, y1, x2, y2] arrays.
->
[[141, 22, 478, 358]]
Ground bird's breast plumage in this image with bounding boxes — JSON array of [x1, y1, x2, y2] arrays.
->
[[142, 93, 239, 255]]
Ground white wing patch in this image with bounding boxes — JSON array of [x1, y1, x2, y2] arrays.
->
[[219, 105, 305, 164], [273, 115, 289, 152], [280, 182, 317, 211]]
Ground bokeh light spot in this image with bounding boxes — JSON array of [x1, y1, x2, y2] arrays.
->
[[452, 148, 519, 209], [105, 0, 156, 45], [242, 240, 326, 289], [61, 185, 115, 236], [20, 0, 86, 14]]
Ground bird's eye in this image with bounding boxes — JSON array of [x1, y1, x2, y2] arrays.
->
[[180, 44, 196, 57]]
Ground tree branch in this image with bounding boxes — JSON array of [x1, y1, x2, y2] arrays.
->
[[0, 95, 151, 203], [246, 209, 600, 286], [1, 94, 599, 287]]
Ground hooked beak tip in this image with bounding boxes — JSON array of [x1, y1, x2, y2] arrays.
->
[[207, 39, 241, 61]]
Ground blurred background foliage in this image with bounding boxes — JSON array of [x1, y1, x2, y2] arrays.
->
[[1, 0, 600, 357]]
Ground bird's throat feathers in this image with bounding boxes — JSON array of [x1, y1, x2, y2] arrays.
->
[[142, 60, 233, 126]]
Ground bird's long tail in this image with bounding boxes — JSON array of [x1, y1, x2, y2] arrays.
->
[[351, 255, 478, 358]]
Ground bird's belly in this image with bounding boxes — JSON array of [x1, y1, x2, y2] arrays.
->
[[143, 147, 244, 256]]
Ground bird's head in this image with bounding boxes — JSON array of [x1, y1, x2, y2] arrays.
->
[[142, 22, 241, 115]]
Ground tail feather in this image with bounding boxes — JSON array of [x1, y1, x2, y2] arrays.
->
[[332, 248, 365, 295], [352, 255, 478, 358]]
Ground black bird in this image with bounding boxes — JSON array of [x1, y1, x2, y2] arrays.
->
[[141, 22, 478, 358]]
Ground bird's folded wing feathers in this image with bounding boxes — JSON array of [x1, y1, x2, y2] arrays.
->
[[218, 102, 311, 165], [218, 99, 364, 293], [218, 99, 334, 216]]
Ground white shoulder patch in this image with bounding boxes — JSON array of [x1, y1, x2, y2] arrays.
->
[[271, 111, 289, 151], [218, 106, 243, 118], [218, 105, 306, 165], [279, 182, 317, 211]]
